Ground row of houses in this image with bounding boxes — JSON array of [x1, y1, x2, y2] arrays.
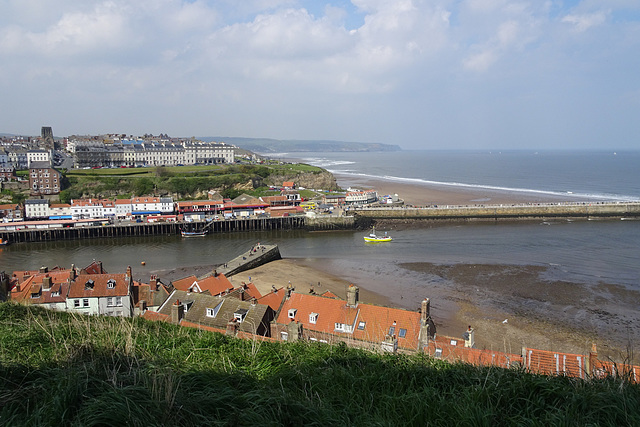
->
[[1, 191, 305, 222], [70, 139, 235, 168], [3, 261, 638, 382]]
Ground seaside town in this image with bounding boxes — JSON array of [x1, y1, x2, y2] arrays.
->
[[2, 128, 639, 386]]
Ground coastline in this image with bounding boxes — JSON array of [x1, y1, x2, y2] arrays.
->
[[335, 173, 581, 207]]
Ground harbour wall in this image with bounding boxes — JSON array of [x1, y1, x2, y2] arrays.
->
[[0, 215, 354, 244], [352, 202, 640, 222]]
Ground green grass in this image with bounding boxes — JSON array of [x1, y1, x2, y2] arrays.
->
[[3, 302, 637, 426]]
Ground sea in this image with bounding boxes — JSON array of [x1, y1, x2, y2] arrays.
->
[[1, 150, 639, 317]]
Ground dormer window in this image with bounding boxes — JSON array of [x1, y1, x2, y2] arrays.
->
[[309, 312, 318, 324], [288, 308, 297, 320], [107, 279, 116, 289], [234, 308, 248, 323], [84, 280, 94, 290]]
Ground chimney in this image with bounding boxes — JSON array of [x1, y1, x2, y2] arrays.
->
[[39, 266, 48, 274], [346, 284, 359, 307], [464, 325, 475, 348], [150, 275, 158, 288], [23, 272, 30, 281], [171, 299, 184, 324], [213, 269, 218, 277], [226, 318, 239, 336], [42, 276, 52, 289], [421, 298, 431, 323], [70, 264, 76, 279], [98, 261, 103, 274], [125, 266, 133, 288], [286, 320, 304, 342]]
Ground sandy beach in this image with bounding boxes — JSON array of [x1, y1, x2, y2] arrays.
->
[[338, 174, 578, 207]]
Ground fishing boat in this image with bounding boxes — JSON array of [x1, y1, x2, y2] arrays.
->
[[363, 228, 392, 243], [181, 229, 207, 237], [0, 237, 9, 246]]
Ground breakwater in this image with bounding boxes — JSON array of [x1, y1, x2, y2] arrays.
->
[[352, 201, 640, 222]]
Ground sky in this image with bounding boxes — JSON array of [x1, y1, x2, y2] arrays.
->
[[1, 0, 639, 150]]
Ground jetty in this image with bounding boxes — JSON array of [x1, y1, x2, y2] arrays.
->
[[200, 244, 281, 279]]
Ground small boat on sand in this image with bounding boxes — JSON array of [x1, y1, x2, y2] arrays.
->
[[364, 228, 392, 243]]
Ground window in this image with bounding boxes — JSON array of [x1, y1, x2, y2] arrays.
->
[[357, 321, 366, 330], [434, 348, 443, 358], [309, 313, 318, 324], [51, 291, 60, 297], [107, 279, 116, 289], [450, 340, 457, 346], [388, 326, 395, 336], [334, 323, 345, 332], [234, 308, 248, 322], [398, 328, 407, 338], [83, 299, 89, 307], [280, 331, 289, 341], [288, 308, 297, 319], [107, 297, 113, 307], [74, 299, 80, 308], [115, 296, 122, 306]]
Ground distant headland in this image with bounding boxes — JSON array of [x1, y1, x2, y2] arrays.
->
[[198, 136, 401, 153]]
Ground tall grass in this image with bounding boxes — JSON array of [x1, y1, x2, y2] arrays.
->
[[1, 302, 638, 426]]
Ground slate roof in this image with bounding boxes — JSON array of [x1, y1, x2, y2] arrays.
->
[[157, 290, 273, 336]]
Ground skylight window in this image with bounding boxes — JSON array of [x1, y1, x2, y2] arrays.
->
[[357, 321, 366, 330], [398, 328, 407, 338]]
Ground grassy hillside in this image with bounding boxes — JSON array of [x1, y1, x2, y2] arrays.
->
[[58, 163, 333, 202], [1, 302, 638, 426]]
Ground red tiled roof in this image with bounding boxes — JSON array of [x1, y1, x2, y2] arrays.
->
[[257, 288, 286, 312], [172, 275, 198, 292], [276, 292, 422, 351], [67, 274, 129, 298]]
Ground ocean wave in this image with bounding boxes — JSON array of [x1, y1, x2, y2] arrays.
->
[[302, 157, 356, 167], [331, 171, 638, 202]]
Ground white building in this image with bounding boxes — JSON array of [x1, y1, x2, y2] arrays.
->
[[66, 269, 134, 317], [27, 150, 51, 167], [345, 190, 379, 205], [70, 199, 109, 219], [115, 199, 132, 219], [24, 199, 50, 219]]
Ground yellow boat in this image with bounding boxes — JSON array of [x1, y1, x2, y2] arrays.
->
[[364, 228, 392, 243]]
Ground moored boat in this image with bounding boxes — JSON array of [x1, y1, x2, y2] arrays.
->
[[0, 237, 9, 246], [181, 230, 207, 237]]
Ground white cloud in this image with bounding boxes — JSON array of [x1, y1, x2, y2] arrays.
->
[[562, 11, 608, 32]]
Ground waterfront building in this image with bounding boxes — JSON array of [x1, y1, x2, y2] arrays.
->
[[131, 196, 174, 216], [70, 198, 118, 219], [345, 189, 378, 205], [48, 203, 72, 219], [24, 199, 50, 220], [115, 199, 132, 219], [0, 204, 22, 221]]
